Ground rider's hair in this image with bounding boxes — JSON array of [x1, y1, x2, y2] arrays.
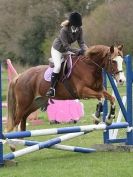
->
[[60, 20, 69, 27]]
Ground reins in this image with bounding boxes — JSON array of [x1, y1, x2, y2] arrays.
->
[[82, 55, 105, 72], [81, 52, 121, 77], [72, 55, 81, 68], [86, 58, 103, 70]]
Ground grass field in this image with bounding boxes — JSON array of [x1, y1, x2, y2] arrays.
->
[[1, 67, 133, 177]]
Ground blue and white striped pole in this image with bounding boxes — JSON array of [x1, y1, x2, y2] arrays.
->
[[0, 63, 4, 166], [4, 124, 106, 139], [6, 138, 96, 153], [4, 131, 94, 160], [4, 122, 129, 139]]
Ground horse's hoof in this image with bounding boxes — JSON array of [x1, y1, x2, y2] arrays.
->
[[10, 145, 16, 152], [92, 113, 101, 124], [105, 114, 115, 125], [105, 117, 113, 126], [50, 120, 60, 124], [69, 120, 77, 124], [73, 120, 77, 124], [105, 120, 112, 126]]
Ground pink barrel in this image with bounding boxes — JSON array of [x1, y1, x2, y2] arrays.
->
[[47, 99, 84, 123]]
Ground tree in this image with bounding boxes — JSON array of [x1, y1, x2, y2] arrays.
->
[[83, 0, 133, 55], [0, 0, 65, 65]]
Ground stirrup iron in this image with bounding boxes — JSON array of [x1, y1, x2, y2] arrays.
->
[[46, 88, 55, 97]]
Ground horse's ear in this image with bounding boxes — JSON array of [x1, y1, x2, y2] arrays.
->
[[110, 45, 114, 53], [118, 44, 123, 51]]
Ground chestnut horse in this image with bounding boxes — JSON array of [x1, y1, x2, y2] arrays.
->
[[6, 45, 125, 133]]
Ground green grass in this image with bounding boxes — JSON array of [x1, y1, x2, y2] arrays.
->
[[1, 68, 133, 177], [1, 151, 133, 177]]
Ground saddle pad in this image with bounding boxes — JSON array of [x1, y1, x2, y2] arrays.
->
[[44, 54, 73, 82], [44, 67, 53, 82]]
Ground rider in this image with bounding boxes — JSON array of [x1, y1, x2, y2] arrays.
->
[[46, 11, 88, 97]]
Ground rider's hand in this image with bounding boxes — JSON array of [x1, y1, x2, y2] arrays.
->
[[76, 49, 84, 56]]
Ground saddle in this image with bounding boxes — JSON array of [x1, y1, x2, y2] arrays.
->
[[44, 53, 76, 82], [44, 53, 80, 98]]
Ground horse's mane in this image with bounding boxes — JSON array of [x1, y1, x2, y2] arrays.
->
[[85, 45, 109, 59]]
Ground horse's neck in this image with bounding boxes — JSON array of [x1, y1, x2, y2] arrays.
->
[[70, 55, 104, 77]]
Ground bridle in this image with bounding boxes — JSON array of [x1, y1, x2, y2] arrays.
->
[[82, 51, 123, 78], [106, 53, 124, 78]]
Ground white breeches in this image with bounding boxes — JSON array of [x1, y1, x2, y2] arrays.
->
[[51, 47, 63, 73]]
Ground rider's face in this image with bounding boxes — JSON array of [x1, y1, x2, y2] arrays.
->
[[71, 26, 79, 33]]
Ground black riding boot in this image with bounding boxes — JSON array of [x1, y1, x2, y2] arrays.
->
[[46, 72, 59, 97]]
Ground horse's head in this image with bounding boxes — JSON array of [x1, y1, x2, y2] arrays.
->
[[84, 44, 126, 85], [108, 45, 126, 85]]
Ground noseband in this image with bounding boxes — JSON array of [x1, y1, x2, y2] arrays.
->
[[112, 70, 123, 75]]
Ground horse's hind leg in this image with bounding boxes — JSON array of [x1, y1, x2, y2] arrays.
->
[[19, 117, 27, 131], [103, 90, 116, 125], [8, 107, 29, 152], [19, 97, 49, 131]]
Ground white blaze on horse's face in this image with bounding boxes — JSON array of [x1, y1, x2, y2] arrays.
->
[[113, 56, 126, 85]]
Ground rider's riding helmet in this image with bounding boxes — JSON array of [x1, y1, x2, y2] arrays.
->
[[69, 12, 82, 27]]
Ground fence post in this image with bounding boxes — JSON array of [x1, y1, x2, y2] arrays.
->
[[102, 70, 109, 143], [125, 55, 133, 145]]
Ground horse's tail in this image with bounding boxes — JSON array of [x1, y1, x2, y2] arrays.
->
[[6, 75, 19, 132]]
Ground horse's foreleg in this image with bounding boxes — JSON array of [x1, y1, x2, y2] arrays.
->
[[103, 90, 116, 125], [79, 87, 104, 100], [78, 87, 104, 124], [93, 99, 104, 124]]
